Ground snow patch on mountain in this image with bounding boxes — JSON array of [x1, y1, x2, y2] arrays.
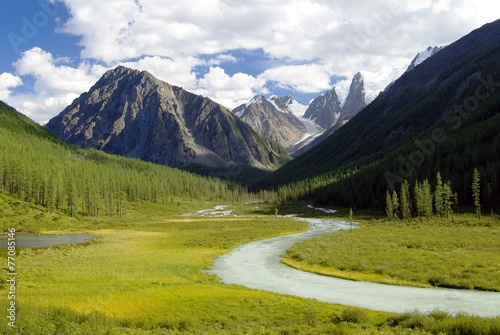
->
[[359, 67, 407, 104], [407, 46, 444, 72]]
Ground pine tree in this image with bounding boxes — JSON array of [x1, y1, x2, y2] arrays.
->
[[472, 168, 481, 220], [392, 191, 399, 219], [422, 180, 433, 219], [385, 191, 394, 220], [442, 181, 453, 219], [414, 181, 425, 219], [400, 180, 410, 221], [434, 172, 443, 219], [67, 179, 77, 217]]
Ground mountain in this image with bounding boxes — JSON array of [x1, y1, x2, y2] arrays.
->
[[406, 46, 443, 72], [305, 64, 411, 128], [293, 48, 443, 156], [0, 100, 245, 219], [258, 19, 500, 210], [46, 66, 290, 170], [232, 95, 323, 153], [232, 95, 306, 149]]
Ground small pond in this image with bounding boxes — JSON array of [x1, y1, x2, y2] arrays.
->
[[0, 233, 95, 249]]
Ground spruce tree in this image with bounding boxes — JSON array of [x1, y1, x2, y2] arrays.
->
[[442, 181, 453, 219], [400, 180, 410, 221], [434, 172, 443, 219], [386, 191, 394, 220], [414, 181, 425, 219], [392, 191, 399, 220], [422, 180, 433, 220], [472, 168, 481, 220]]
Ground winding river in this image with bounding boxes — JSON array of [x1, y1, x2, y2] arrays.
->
[[207, 217, 500, 317]]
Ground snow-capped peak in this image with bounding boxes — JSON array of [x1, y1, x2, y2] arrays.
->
[[269, 95, 308, 117], [407, 46, 443, 72], [358, 66, 407, 104], [245, 94, 265, 108]]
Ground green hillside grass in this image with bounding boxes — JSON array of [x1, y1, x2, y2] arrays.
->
[[0, 101, 260, 223]]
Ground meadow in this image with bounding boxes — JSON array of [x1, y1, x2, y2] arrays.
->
[[0, 199, 499, 334], [284, 213, 500, 291]]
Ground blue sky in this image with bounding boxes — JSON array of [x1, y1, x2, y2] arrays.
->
[[0, 0, 498, 124]]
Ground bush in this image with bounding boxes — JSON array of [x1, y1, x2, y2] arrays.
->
[[340, 307, 368, 324]]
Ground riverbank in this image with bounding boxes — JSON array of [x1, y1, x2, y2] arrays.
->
[[284, 217, 500, 292]]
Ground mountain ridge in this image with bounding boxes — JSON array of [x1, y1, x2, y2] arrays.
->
[[46, 66, 291, 170]]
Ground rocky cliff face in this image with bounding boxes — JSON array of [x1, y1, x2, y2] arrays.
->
[[46, 66, 290, 169], [303, 89, 342, 130]]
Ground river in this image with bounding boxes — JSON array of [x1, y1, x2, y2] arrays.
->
[[207, 217, 500, 317]]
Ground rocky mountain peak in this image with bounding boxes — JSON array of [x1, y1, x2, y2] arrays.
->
[[232, 95, 306, 150], [46, 66, 290, 170]]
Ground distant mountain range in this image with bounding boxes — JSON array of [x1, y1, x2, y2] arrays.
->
[[44, 42, 445, 175], [235, 46, 442, 155], [46, 66, 290, 170]]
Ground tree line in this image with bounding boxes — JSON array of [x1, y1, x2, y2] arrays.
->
[[385, 172, 456, 221], [0, 102, 265, 217]]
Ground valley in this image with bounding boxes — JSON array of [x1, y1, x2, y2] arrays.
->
[[1, 10, 500, 335]]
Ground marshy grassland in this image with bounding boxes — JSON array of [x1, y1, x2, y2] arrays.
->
[[1, 199, 499, 334]]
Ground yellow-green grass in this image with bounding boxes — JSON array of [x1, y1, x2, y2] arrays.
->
[[1, 199, 500, 334], [0, 212, 400, 334], [284, 216, 500, 291]]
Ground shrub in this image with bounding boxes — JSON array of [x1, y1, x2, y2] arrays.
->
[[340, 307, 368, 324]]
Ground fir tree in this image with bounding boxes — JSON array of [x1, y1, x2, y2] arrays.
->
[[472, 168, 481, 220], [434, 172, 444, 218], [400, 180, 410, 221], [392, 191, 399, 220], [385, 191, 394, 221]]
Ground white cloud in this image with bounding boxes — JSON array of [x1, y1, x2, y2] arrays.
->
[[196, 67, 267, 109], [0, 73, 22, 100], [120, 56, 202, 91], [14, 47, 107, 95], [6, 47, 108, 124], [4, 0, 500, 122], [259, 64, 333, 93]]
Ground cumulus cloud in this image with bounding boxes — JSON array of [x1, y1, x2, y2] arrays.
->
[[6, 47, 108, 124], [0, 73, 23, 100], [120, 56, 202, 91], [196, 67, 267, 109], [259, 64, 333, 93], [14, 47, 106, 94]]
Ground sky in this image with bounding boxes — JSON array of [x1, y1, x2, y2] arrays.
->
[[0, 0, 498, 124]]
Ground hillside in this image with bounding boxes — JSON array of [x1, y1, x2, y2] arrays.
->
[[259, 19, 500, 210], [0, 100, 249, 220], [46, 66, 290, 170]]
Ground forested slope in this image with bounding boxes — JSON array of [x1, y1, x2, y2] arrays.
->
[[0, 101, 247, 218], [259, 20, 500, 210]]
